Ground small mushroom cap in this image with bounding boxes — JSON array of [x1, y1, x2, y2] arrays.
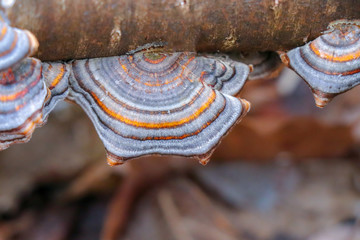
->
[[197, 54, 251, 96], [68, 51, 250, 165], [41, 61, 71, 120], [0, 57, 48, 150], [0, 20, 39, 71], [238, 51, 284, 81], [284, 20, 360, 107]]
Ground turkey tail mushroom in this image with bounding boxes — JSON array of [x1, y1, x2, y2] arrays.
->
[[41, 62, 71, 120], [197, 54, 251, 96], [280, 20, 360, 108], [68, 50, 251, 166], [0, 58, 48, 150], [0, 17, 38, 71]]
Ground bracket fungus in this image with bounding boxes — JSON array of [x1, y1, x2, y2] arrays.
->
[[0, 10, 46, 150], [0, 57, 48, 150], [0, 16, 38, 71], [197, 54, 251, 96], [41, 62, 71, 120], [280, 20, 360, 108], [68, 51, 251, 166], [0, 10, 253, 165], [2, 5, 359, 167]]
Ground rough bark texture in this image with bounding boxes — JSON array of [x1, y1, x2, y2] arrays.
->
[[6, 0, 360, 61]]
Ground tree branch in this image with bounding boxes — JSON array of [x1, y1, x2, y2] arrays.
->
[[6, 0, 360, 61]]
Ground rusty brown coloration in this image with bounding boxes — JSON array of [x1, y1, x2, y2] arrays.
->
[[5, 0, 360, 61], [312, 90, 335, 108]]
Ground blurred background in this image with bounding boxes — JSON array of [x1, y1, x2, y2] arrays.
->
[[0, 62, 360, 240]]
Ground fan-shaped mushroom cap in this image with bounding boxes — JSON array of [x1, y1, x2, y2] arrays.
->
[[68, 51, 250, 165], [0, 57, 48, 150], [0, 19, 38, 71], [282, 20, 360, 108], [196, 54, 251, 96], [41, 62, 71, 120]]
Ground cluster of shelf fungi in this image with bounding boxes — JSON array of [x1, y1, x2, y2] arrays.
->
[[0, 10, 359, 166]]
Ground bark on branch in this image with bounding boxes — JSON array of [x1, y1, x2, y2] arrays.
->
[[6, 0, 360, 61]]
